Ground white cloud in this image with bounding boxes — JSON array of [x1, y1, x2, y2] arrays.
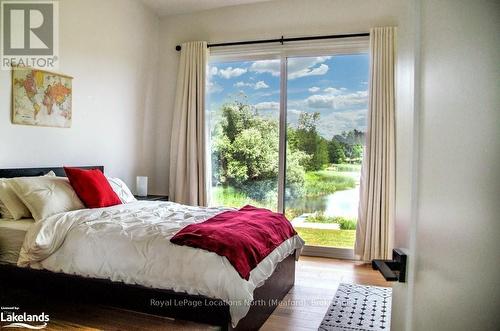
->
[[234, 81, 251, 88], [287, 108, 302, 115], [287, 87, 369, 137], [307, 90, 368, 110], [317, 109, 367, 138], [255, 89, 280, 98], [287, 57, 331, 79], [207, 81, 223, 94], [323, 87, 342, 95], [285, 88, 368, 136], [253, 101, 280, 111], [289, 63, 329, 79], [308, 86, 321, 93], [234, 80, 269, 90], [249, 57, 330, 80], [207, 66, 223, 93], [218, 66, 247, 79], [286, 108, 367, 138], [249, 60, 280, 76], [254, 81, 269, 89], [208, 66, 218, 78]]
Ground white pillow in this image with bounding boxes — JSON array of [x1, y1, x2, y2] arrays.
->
[[107, 177, 137, 203], [0, 180, 30, 219], [0, 198, 13, 219], [10, 176, 84, 221], [0, 171, 56, 220]]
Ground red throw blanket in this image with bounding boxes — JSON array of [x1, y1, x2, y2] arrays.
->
[[170, 205, 297, 280]]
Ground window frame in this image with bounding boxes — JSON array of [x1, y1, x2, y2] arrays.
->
[[207, 37, 369, 259]]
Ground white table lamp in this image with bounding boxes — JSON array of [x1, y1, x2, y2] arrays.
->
[[136, 176, 148, 197]]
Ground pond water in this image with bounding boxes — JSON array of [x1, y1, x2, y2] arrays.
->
[[287, 185, 360, 219]]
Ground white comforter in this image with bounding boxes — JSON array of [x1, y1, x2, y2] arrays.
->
[[18, 201, 304, 326]]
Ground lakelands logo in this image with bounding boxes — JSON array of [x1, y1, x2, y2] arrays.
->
[[0, 0, 59, 70], [0, 307, 49, 329]]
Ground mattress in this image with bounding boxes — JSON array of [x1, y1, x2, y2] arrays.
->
[[0, 218, 34, 264]]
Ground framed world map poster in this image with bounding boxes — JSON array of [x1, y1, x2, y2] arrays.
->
[[12, 67, 73, 128]]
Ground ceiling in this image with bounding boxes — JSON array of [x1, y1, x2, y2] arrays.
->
[[140, 0, 274, 17]]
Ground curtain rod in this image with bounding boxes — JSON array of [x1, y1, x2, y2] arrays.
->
[[175, 32, 369, 51]]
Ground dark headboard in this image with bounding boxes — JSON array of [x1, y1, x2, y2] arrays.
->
[[0, 166, 104, 179]]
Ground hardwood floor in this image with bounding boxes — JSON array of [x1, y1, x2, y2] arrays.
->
[[7, 256, 390, 331], [261, 256, 391, 331]]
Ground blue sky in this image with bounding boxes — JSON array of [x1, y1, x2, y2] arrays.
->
[[207, 54, 369, 139]]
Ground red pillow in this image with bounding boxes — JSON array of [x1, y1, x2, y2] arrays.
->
[[64, 167, 121, 208]]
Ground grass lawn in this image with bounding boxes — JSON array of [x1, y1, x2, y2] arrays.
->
[[304, 170, 356, 197], [295, 227, 356, 249], [212, 186, 275, 210]]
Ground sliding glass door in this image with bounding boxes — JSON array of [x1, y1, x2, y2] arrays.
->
[[206, 47, 368, 257]]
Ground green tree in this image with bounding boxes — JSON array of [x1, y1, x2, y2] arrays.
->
[[328, 138, 346, 164], [313, 137, 330, 170], [285, 144, 310, 199], [348, 144, 363, 164], [295, 112, 329, 171], [333, 130, 366, 164], [211, 100, 308, 200]]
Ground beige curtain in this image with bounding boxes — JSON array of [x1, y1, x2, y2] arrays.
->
[[169, 41, 208, 206], [355, 27, 396, 261]]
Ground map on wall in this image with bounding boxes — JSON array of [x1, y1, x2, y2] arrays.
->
[[12, 67, 73, 128]]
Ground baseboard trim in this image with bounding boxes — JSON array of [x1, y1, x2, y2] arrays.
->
[[300, 245, 355, 260]]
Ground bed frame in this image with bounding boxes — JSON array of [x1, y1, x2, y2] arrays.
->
[[0, 166, 296, 330]]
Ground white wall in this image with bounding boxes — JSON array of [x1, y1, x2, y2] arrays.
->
[[391, 0, 419, 328], [408, 0, 500, 330], [0, 0, 159, 191], [156, 0, 413, 195]]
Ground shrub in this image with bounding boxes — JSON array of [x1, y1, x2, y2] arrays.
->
[[305, 213, 358, 230], [239, 179, 277, 202], [305, 213, 335, 223], [337, 217, 357, 230]]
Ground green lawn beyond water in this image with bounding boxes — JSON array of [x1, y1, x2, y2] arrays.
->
[[295, 228, 356, 248]]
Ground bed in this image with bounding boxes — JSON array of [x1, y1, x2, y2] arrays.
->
[[0, 166, 302, 330], [0, 218, 33, 264]]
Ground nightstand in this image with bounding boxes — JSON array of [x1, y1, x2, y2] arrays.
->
[[134, 195, 169, 202]]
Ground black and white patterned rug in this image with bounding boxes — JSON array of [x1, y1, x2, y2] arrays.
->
[[319, 283, 392, 331]]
